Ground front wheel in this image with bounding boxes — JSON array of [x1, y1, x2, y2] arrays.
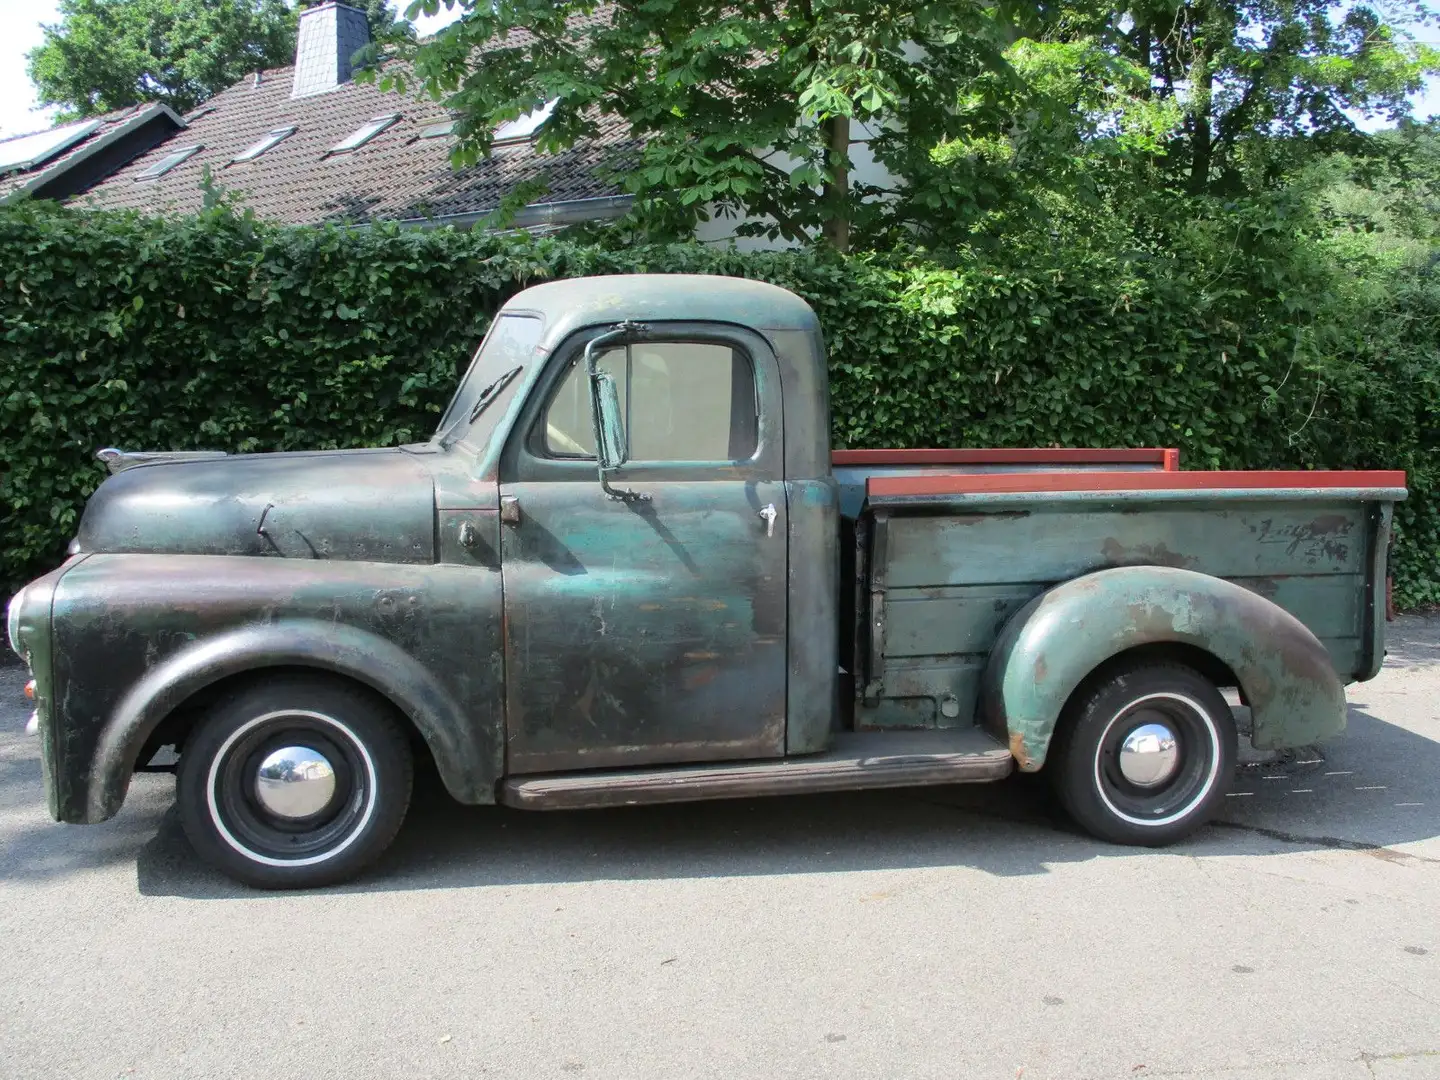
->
[[176, 675, 414, 889], [1049, 662, 1236, 846]]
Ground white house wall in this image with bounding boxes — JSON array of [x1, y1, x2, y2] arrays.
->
[[692, 118, 899, 250]]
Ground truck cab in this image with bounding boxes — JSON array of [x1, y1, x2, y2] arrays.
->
[[7, 275, 1407, 889]]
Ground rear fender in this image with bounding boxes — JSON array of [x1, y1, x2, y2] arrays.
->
[[87, 619, 487, 822], [979, 566, 1345, 771]]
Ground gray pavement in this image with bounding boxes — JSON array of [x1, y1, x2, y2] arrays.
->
[[1, 619, 1438, 1080]]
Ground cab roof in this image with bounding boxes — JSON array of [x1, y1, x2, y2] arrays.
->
[[501, 274, 822, 346]]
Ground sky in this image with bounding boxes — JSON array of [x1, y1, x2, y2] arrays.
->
[[0, 0, 1436, 139]]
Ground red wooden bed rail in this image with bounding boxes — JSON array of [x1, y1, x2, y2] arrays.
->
[[832, 447, 1182, 469], [866, 469, 1408, 499]]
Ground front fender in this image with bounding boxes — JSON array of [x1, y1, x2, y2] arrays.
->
[[979, 566, 1346, 771], [87, 619, 489, 822]]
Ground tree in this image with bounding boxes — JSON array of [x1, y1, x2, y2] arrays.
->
[[27, 0, 300, 119], [360, 0, 414, 41], [29, 0, 415, 122], [898, 0, 1440, 254], [387, 0, 1010, 251], [1118, 0, 1440, 196]]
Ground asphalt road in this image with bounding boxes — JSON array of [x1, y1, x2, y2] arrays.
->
[[2, 620, 1438, 1080]]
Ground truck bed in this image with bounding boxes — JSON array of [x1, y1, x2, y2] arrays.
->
[[848, 466, 1407, 731]]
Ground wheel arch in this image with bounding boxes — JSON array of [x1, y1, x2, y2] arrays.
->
[[979, 566, 1346, 772], [87, 619, 492, 823], [141, 664, 439, 768]]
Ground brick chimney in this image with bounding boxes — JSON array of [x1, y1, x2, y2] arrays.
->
[[291, 2, 371, 99]]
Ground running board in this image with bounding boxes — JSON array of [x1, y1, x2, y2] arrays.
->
[[500, 729, 1014, 810]]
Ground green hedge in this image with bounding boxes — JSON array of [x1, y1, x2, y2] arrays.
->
[[2, 201, 1436, 606]]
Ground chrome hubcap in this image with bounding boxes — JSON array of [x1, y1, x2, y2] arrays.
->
[[1118, 722, 1180, 787], [254, 746, 337, 819]]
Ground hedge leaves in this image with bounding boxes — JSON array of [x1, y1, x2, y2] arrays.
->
[[2, 201, 1435, 606]]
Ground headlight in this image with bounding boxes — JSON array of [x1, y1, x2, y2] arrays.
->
[[7, 586, 26, 658]]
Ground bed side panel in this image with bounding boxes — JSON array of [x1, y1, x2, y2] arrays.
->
[[859, 497, 1377, 729]]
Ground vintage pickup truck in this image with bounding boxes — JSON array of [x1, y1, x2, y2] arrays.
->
[[7, 275, 1407, 888]]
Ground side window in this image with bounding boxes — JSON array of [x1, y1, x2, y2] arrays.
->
[[542, 341, 758, 462], [543, 347, 624, 457]]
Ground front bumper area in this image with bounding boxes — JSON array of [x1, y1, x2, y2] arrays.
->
[[8, 557, 87, 819]]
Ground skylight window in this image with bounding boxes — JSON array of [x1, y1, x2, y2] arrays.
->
[[134, 145, 203, 181], [419, 120, 456, 139], [329, 114, 399, 154], [232, 126, 296, 163], [0, 119, 102, 174], [493, 99, 558, 145]]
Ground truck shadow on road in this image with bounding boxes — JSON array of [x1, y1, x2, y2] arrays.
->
[[111, 706, 1440, 899]]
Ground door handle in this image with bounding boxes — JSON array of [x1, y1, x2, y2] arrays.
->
[[758, 503, 777, 538], [500, 495, 521, 526]]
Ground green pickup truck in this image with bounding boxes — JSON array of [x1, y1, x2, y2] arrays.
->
[[7, 275, 1407, 889]]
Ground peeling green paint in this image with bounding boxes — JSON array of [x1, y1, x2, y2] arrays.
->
[[978, 566, 1348, 771]]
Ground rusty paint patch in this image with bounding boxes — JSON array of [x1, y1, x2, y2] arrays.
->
[[681, 666, 720, 690], [1240, 577, 1281, 600], [672, 596, 729, 611], [1100, 538, 1198, 570], [1008, 729, 1034, 769]]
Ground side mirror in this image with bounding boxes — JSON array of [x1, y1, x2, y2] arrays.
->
[[591, 369, 628, 471], [583, 321, 651, 504]]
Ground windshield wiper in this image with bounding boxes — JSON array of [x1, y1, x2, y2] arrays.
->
[[468, 366, 523, 424]]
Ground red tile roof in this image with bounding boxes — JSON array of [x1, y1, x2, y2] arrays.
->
[[77, 61, 637, 225]]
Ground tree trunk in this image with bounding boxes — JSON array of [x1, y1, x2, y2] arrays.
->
[[821, 113, 850, 252], [1134, 25, 1151, 96], [1188, 63, 1214, 194]]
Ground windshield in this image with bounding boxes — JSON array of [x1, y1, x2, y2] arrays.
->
[[435, 314, 545, 448]]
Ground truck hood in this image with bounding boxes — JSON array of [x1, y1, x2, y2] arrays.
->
[[75, 448, 436, 563]]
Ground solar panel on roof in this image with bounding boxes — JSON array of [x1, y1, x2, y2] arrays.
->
[[0, 119, 103, 174]]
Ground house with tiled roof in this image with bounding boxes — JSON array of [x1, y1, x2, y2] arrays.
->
[[0, 104, 187, 206], [73, 2, 637, 230]]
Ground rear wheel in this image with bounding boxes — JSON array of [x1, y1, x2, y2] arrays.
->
[[176, 675, 413, 889], [1049, 662, 1235, 846]]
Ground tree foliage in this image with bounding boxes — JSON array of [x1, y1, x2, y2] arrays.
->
[[27, 0, 298, 119], [388, 0, 1010, 251], [390, 0, 1440, 250], [1120, 0, 1440, 195]]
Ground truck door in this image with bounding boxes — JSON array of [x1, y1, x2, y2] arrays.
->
[[499, 324, 789, 774]]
